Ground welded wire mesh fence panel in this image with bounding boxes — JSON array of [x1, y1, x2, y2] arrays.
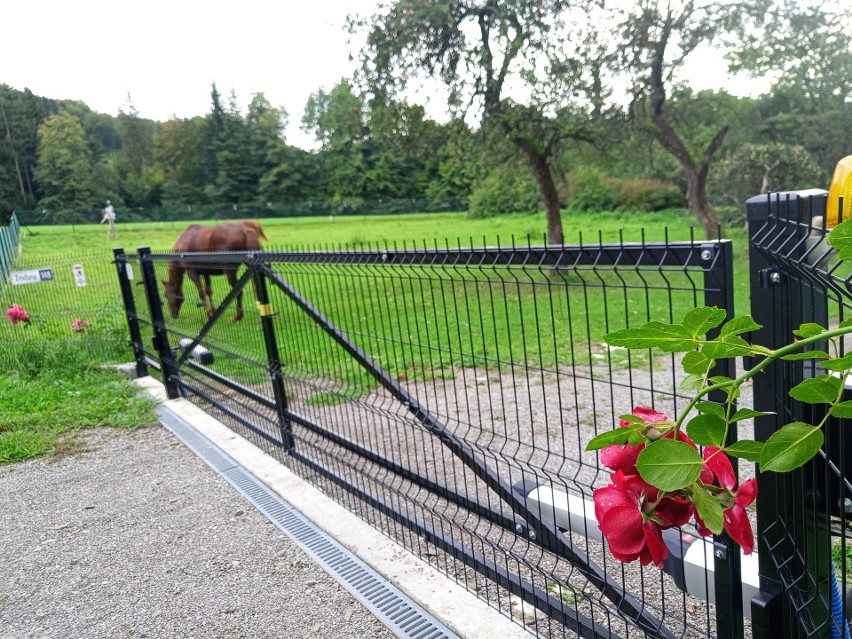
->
[[128, 236, 737, 639], [0, 249, 131, 365], [748, 193, 852, 639]]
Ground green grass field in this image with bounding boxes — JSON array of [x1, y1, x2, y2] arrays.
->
[[1, 208, 752, 463], [17, 208, 751, 307]]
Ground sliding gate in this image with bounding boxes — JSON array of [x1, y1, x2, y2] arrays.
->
[[115, 235, 740, 638]]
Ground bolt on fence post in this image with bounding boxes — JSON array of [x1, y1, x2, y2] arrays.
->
[[253, 265, 295, 452], [113, 248, 148, 378], [137, 246, 180, 399]]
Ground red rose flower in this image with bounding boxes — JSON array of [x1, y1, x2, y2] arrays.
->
[[723, 478, 757, 554], [602, 407, 670, 473], [593, 470, 670, 567]]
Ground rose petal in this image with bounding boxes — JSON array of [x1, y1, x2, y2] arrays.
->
[[600, 505, 647, 555], [724, 505, 755, 554], [703, 447, 737, 489], [735, 478, 757, 508]]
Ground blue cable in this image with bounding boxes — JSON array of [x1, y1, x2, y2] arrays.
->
[[830, 568, 852, 639]]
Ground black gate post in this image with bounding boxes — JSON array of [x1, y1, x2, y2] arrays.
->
[[702, 239, 745, 639], [113, 248, 148, 378], [747, 192, 832, 638], [253, 264, 295, 451], [138, 246, 180, 399]]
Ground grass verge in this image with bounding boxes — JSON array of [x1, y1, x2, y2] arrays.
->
[[0, 340, 158, 463]]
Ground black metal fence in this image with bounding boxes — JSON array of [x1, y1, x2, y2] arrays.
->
[[0, 242, 130, 366], [116, 233, 741, 638], [747, 191, 851, 639]]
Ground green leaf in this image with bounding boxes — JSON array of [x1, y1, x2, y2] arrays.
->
[[725, 440, 764, 462], [617, 414, 644, 425], [760, 422, 824, 472], [782, 351, 831, 361], [830, 401, 852, 418], [681, 307, 726, 337], [840, 318, 852, 329], [690, 484, 724, 534], [681, 351, 714, 375], [701, 335, 754, 359], [720, 315, 762, 337], [730, 408, 770, 422], [793, 322, 827, 338], [636, 439, 703, 491], [681, 374, 705, 392], [695, 401, 726, 418], [820, 354, 852, 372], [586, 428, 636, 451], [603, 324, 695, 352], [788, 375, 843, 404], [686, 414, 726, 447], [642, 322, 697, 352], [827, 219, 852, 258]]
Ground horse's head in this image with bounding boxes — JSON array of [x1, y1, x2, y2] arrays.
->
[[161, 264, 184, 319]]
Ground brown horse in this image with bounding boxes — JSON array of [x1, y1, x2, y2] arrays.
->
[[161, 221, 266, 322]]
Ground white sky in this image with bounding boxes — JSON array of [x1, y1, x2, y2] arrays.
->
[[3, 1, 769, 151]]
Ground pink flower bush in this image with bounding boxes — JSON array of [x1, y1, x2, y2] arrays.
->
[[71, 318, 89, 333], [6, 304, 30, 325], [592, 407, 756, 568]]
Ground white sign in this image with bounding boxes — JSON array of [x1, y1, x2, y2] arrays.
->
[[73, 264, 87, 287], [11, 268, 54, 286], [125, 263, 134, 280]]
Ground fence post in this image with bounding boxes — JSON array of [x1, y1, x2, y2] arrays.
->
[[113, 248, 148, 378], [137, 246, 180, 399], [702, 239, 745, 639], [253, 265, 295, 451], [747, 192, 832, 639]]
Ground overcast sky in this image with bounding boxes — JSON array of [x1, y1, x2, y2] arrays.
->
[[4, 0, 767, 151]]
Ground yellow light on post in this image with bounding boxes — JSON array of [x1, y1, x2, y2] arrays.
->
[[826, 155, 852, 228]]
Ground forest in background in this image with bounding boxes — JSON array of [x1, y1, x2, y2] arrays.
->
[[0, 0, 849, 238]]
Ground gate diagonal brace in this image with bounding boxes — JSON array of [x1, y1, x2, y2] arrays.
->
[[174, 267, 255, 369], [259, 263, 676, 638]]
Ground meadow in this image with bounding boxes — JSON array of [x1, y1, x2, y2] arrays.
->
[[1, 208, 752, 462]]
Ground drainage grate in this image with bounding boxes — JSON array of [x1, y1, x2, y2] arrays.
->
[[156, 406, 460, 639]]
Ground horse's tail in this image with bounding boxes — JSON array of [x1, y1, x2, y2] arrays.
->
[[255, 222, 268, 242], [241, 220, 268, 243]]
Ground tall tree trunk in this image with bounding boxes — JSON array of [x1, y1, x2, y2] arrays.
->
[[517, 141, 563, 244], [685, 169, 720, 240], [648, 27, 724, 240], [650, 111, 725, 240]]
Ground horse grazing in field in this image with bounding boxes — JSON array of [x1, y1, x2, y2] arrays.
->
[[161, 221, 266, 322]]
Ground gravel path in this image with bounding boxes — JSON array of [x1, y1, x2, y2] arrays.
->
[[0, 426, 397, 639]]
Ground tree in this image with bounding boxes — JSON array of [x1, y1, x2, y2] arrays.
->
[[302, 79, 368, 204], [710, 142, 823, 208], [614, 0, 767, 239], [153, 116, 209, 203], [0, 85, 43, 211], [356, 0, 602, 243], [34, 112, 95, 210], [116, 96, 158, 206], [729, 1, 852, 180]]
